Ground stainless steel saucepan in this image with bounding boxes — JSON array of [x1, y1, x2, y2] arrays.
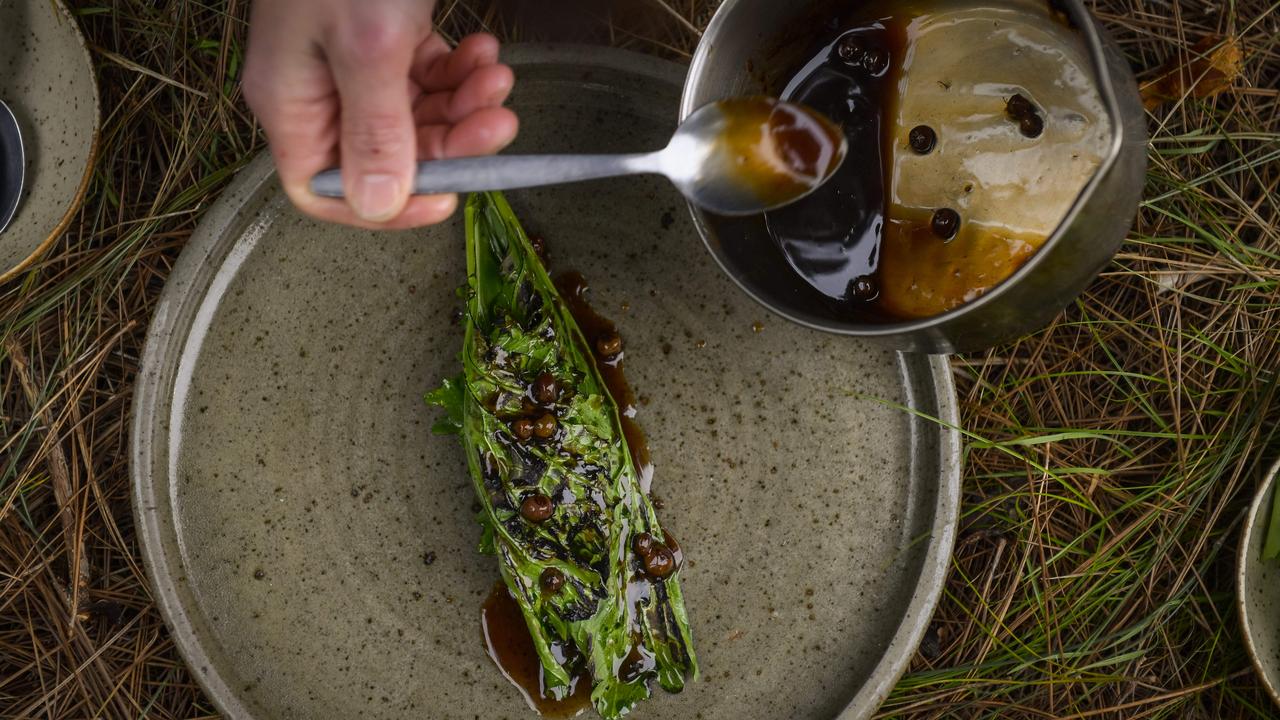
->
[[680, 0, 1148, 353]]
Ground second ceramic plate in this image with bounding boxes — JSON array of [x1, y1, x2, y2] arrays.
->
[[0, 0, 99, 282], [133, 45, 960, 720], [1239, 458, 1280, 710]]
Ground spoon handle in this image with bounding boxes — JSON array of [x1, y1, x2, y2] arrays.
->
[[309, 152, 662, 198]]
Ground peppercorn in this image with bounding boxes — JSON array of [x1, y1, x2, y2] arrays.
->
[[846, 275, 878, 302], [596, 333, 623, 358], [532, 372, 558, 404], [511, 418, 534, 441], [1005, 93, 1035, 119], [540, 567, 565, 593], [862, 46, 889, 76], [930, 208, 961, 241], [1019, 113, 1044, 138], [1004, 94, 1044, 138], [643, 545, 676, 579], [520, 494, 554, 523], [533, 413, 557, 439], [908, 125, 936, 155], [633, 532, 656, 558], [529, 235, 548, 261], [835, 35, 864, 64]]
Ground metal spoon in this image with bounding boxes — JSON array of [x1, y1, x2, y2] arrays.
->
[[310, 97, 847, 216], [0, 99, 24, 234]]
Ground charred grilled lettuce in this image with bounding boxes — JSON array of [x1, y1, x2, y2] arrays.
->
[[427, 192, 697, 719]]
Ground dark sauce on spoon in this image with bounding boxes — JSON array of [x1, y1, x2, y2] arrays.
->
[[481, 582, 592, 718], [554, 271, 654, 494], [713, 96, 847, 210]]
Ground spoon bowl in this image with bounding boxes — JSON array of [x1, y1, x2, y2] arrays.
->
[[0, 99, 24, 235], [310, 97, 847, 217], [667, 96, 848, 215]]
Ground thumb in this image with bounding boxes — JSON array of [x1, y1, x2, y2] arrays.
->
[[330, 22, 419, 223]]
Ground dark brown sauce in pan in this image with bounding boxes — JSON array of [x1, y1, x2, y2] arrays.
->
[[554, 271, 654, 494], [481, 582, 592, 718], [750, 18, 906, 317]]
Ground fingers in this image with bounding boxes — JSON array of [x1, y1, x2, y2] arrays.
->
[[413, 63, 515, 126], [410, 33, 452, 80], [329, 14, 426, 222], [242, 1, 342, 221], [417, 107, 519, 160], [292, 193, 460, 231], [412, 33, 501, 92], [244, 10, 516, 229], [409, 32, 516, 159], [324, 103, 516, 228]]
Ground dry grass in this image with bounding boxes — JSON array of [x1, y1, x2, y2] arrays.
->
[[0, 0, 1276, 718]]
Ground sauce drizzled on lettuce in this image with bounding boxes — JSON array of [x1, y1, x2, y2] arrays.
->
[[427, 192, 697, 719]]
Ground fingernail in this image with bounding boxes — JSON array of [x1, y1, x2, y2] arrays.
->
[[354, 174, 402, 222]]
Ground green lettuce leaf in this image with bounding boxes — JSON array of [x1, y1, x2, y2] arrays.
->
[[427, 191, 698, 719]]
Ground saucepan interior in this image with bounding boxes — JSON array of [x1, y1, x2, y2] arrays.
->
[[681, 0, 1147, 353]]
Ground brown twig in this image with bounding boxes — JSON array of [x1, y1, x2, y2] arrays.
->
[[3, 337, 90, 629]]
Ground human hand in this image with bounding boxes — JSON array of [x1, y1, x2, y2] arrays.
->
[[242, 0, 518, 229]]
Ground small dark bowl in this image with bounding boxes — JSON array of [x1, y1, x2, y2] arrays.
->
[[0, 100, 24, 235], [680, 0, 1147, 353]]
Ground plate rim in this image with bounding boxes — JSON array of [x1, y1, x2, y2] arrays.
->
[[844, 351, 960, 719], [0, 0, 102, 285], [1237, 457, 1280, 708], [131, 43, 961, 720]]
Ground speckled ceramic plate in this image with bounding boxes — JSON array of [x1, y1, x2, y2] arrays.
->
[[132, 45, 960, 720], [1239, 458, 1280, 708], [0, 0, 99, 283]]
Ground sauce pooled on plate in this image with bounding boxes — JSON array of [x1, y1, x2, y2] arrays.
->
[[482, 582, 592, 719]]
